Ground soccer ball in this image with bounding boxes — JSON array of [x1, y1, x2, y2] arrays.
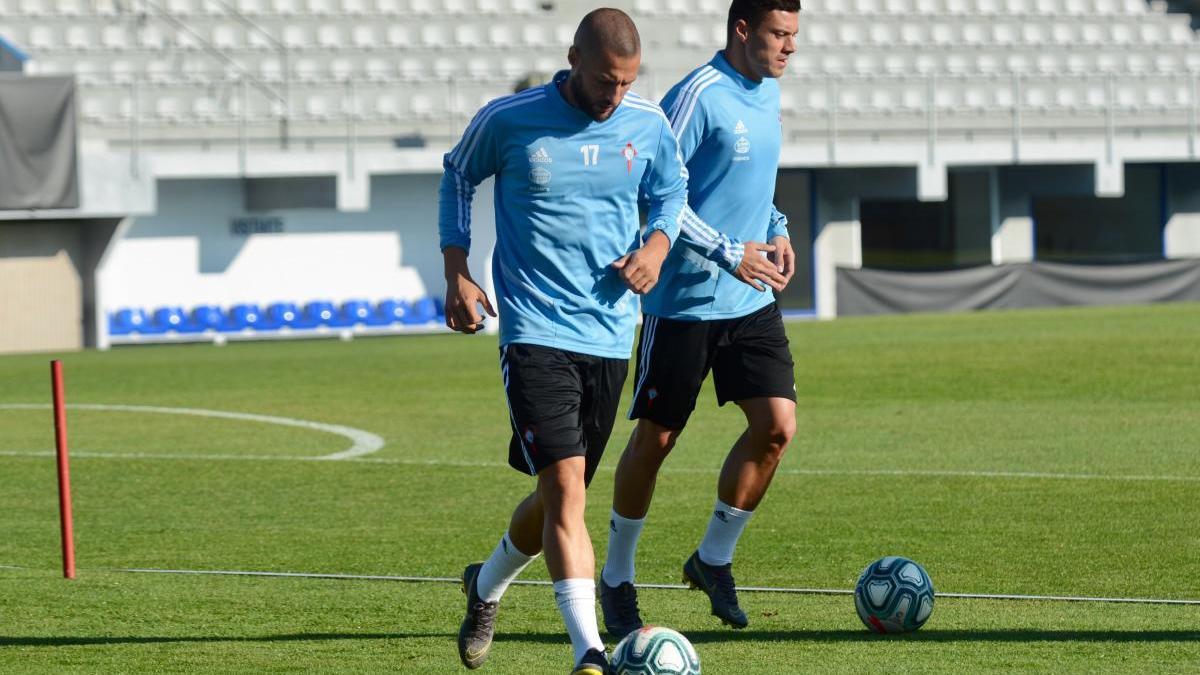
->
[[611, 626, 701, 675], [854, 556, 935, 634]]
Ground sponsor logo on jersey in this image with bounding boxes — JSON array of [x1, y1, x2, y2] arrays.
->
[[528, 146, 552, 163], [733, 120, 751, 161]]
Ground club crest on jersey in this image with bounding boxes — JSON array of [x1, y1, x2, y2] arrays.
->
[[528, 146, 553, 191], [529, 167, 552, 191], [622, 142, 638, 173]]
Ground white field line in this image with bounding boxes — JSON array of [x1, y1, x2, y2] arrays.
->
[[0, 403, 383, 460], [0, 566, 1183, 606], [1, 448, 1198, 484], [3, 403, 1198, 483]]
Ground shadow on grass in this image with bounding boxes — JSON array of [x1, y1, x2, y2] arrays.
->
[[0, 633, 417, 647], [5, 629, 1199, 648]]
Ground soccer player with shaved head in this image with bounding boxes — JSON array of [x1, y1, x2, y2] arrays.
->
[[439, 8, 688, 674], [599, 0, 803, 640]]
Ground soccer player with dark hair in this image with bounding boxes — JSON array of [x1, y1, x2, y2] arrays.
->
[[599, 0, 803, 639], [439, 8, 690, 674]]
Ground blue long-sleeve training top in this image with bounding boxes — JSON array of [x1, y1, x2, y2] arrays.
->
[[642, 51, 790, 321], [439, 71, 689, 359]]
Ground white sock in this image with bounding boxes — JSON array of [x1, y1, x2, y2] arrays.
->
[[553, 578, 605, 665], [601, 510, 645, 587], [476, 533, 538, 603], [697, 499, 753, 566]]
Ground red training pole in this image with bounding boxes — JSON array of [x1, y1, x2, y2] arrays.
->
[[51, 360, 76, 580]]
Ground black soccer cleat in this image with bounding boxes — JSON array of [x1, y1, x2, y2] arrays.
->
[[598, 573, 644, 640], [682, 550, 749, 629], [571, 647, 610, 675], [458, 562, 499, 669]]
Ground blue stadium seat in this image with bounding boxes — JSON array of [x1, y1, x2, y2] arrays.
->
[[181, 305, 223, 333], [255, 305, 284, 330], [340, 299, 373, 326], [403, 296, 440, 325], [267, 302, 303, 328], [221, 303, 265, 332], [109, 308, 148, 335], [368, 299, 408, 326], [303, 300, 338, 327], [152, 306, 187, 333]]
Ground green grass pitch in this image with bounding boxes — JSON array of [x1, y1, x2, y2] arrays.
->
[[2, 303, 1199, 672]]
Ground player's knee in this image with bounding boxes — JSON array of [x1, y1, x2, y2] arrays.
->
[[537, 459, 587, 507], [755, 416, 795, 460], [633, 422, 678, 460]]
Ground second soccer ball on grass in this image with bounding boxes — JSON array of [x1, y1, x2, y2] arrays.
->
[[854, 556, 936, 634], [611, 625, 701, 675]]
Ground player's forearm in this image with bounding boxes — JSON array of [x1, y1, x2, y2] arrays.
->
[[641, 229, 671, 259], [679, 205, 745, 273], [438, 167, 474, 253], [644, 191, 687, 245], [442, 245, 472, 282]]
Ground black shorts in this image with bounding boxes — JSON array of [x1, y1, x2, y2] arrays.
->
[[501, 343, 628, 486], [628, 302, 795, 431]]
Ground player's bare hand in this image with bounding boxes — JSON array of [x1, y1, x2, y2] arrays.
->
[[442, 248, 495, 334], [734, 241, 787, 292], [612, 231, 670, 294], [768, 235, 795, 289], [444, 275, 495, 334]]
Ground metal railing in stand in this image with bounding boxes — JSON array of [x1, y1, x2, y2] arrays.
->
[[344, 78, 357, 176], [128, 78, 140, 178], [1011, 72, 1022, 163], [210, 0, 291, 150], [926, 71, 937, 168], [238, 75, 248, 175], [1189, 73, 1197, 160], [132, 0, 286, 172], [1105, 73, 1116, 167], [826, 74, 837, 164]]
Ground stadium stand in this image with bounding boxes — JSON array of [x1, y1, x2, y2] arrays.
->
[[0, 0, 1194, 147], [1, 0, 1199, 353]]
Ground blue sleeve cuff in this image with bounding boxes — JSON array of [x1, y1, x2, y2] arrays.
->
[[644, 218, 680, 247], [767, 211, 790, 241]]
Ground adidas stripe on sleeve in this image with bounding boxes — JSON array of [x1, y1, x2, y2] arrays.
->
[[659, 69, 747, 273], [438, 89, 545, 253]]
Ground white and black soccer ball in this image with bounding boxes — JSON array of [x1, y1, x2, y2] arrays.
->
[[611, 625, 701, 675], [854, 556, 935, 634]]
